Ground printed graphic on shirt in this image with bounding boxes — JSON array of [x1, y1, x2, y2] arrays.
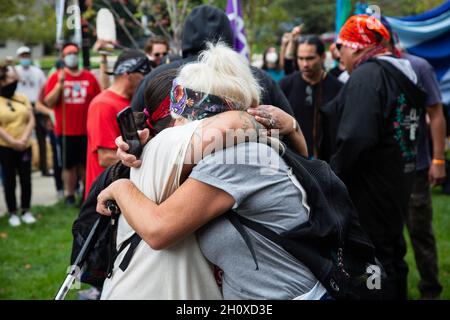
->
[[393, 93, 421, 173], [63, 80, 90, 104], [20, 76, 36, 88]]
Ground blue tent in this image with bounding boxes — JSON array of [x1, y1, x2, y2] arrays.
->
[[386, 1, 450, 104]]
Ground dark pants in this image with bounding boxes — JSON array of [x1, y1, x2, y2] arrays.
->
[[49, 130, 63, 191], [406, 169, 442, 298], [369, 231, 408, 300], [0, 146, 32, 214], [35, 112, 50, 174]]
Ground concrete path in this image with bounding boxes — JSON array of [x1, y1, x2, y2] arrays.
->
[[0, 171, 59, 218]]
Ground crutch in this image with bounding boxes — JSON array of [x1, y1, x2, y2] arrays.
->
[[55, 200, 119, 300]]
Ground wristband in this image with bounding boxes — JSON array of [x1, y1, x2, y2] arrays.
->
[[432, 159, 445, 165]]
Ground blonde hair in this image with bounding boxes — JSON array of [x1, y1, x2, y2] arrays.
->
[[175, 42, 261, 115]]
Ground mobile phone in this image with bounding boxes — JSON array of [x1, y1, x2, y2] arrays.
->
[[116, 106, 142, 158]]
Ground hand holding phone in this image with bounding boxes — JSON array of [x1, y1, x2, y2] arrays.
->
[[117, 106, 143, 158]]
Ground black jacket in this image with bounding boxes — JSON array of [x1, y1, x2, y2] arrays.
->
[[131, 5, 293, 116], [329, 58, 426, 237]]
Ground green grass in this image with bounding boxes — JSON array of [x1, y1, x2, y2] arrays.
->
[[0, 202, 87, 300], [405, 189, 450, 299], [0, 190, 449, 300]]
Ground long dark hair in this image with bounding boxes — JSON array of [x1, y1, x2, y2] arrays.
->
[[112, 68, 178, 181], [143, 68, 178, 133], [293, 35, 325, 72], [296, 35, 325, 56]]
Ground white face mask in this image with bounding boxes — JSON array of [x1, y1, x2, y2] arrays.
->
[[265, 52, 278, 64], [64, 54, 78, 68]]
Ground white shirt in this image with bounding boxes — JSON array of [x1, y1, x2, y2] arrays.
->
[[15, 65, 47, 103], [101, 120, 222, 300]]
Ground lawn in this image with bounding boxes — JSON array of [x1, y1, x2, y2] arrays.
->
[[0, 190, 449, 300]]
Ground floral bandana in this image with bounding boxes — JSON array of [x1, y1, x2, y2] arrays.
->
[[169, 78, 236, 120], [108, 57, 151, 76], [337, 14, 391, 50]]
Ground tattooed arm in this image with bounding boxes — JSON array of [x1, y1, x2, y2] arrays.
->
[[180, 110, 268, 181], [116, 111, 267, 169]]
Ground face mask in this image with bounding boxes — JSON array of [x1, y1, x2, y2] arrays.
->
[[266, 52, 278, 64], [0, 80, 18, 99], [20, 58, 32, 67], [64, 54, 78, 68]]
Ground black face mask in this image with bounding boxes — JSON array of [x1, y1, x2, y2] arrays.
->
[[0, 80, 18, 99]]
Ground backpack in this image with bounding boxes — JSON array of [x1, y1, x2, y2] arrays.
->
[[70, 163, 141, 288], [227, 147, 386, 300]]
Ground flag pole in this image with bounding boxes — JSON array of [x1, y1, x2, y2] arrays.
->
[[55, 0, 67, 182]]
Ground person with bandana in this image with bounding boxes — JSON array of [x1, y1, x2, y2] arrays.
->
[[0, 64, 36, 227], [85, 49, 151, 200], [97, 43, 325, 300], [44, 43, 101, 206], [329, 15, 427, 299]]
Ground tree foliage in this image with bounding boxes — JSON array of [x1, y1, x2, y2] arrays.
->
[[0, 0, 56, 45], [0, 0, 446, 53]]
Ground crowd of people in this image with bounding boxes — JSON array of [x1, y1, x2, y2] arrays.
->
[[0, 4, 449, 300]]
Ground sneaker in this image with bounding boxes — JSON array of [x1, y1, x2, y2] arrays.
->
[[21, 212, 37, 224], [8, 214, 21, 227], [77, 287, 101, 300], [65, 195, 76, 207]]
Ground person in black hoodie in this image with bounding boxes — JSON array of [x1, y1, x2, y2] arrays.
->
[[131, 5, 294, 117], [330, 15, 426, 300]]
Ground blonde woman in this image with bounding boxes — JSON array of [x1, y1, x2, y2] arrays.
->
[[99, 44, 271, 300], [99, 43, 321, 299]]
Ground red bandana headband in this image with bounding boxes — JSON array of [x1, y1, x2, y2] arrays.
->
[[144, 95, 171, 135], [337, 14, 391, 50]]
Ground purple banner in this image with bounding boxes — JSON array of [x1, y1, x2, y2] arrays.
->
[[226, 0, 249, 60]]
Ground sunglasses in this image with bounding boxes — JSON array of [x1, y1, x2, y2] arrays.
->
[[154, 52, 168, 58], [336, 43, 342, 51]]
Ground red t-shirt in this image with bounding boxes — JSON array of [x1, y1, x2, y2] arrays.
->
[[44, 69, 101, 136], [85, 89, 130, 197]]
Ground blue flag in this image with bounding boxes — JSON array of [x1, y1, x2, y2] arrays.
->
[[386, 0, 450, 104]]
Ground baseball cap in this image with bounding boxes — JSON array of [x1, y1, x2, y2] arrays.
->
[[16, 46, 31, 56], [107, 49, 152, 76]]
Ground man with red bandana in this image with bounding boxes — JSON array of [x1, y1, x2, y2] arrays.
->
[[329, 15, 427, 300]]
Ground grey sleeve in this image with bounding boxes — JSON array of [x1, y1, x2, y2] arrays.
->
[[189, 144, 282, 208], [189, 160, 250, 207]]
